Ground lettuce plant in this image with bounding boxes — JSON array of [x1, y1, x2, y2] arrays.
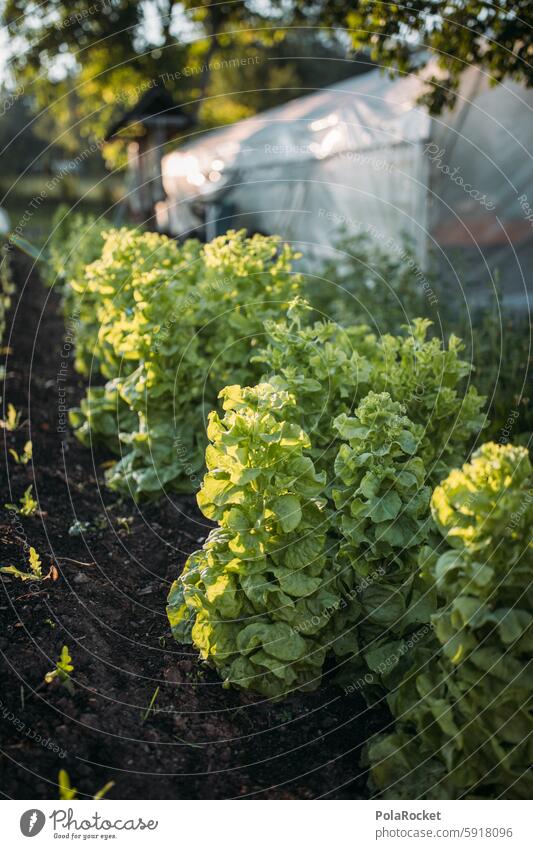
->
[[69, 227, 188, 377], [168, 307, 486, 697], [371, 319, 486, 482], [167, 382, 341, 698], [44, 207, 111, 332], [368, 442, 533, 799], [256, 310, 485, 483], [169, 388, 434, 698], [331, 393, 433, 661], [68, 383, 137, 453], [67, 228, 301, 499], [252, 299, 375, 470]]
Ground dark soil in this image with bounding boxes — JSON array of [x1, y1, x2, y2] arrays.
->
[[0, 251, 390, 800]]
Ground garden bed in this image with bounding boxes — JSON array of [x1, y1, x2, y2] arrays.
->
[[0, 252, 389, 800]]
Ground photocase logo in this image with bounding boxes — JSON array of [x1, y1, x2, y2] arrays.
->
[[20, 809, 46, 837]]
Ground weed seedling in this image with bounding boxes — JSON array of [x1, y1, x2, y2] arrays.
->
[[141, 686, 160, 723], [9, 440, 32, 465], [5, 485, 38, 516], [58, 769, 115, 800], [116, 516, 133, 535], [68, 519, 90, 537], [68, 515, 107, 536], [1, 403, 21, 431], [45, 645, 74, 695], [58, 769, 77, 800], [94, 780, 115, 800], [1, 546, 47, 582]]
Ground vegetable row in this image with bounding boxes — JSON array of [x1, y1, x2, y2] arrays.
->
[[47, 212, 531, 799]]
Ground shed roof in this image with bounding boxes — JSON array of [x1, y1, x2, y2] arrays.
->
[[105, 84, 194, 142]]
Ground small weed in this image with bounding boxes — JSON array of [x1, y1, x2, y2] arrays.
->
[[94, 780, 115, 800], [185, 666, 205, 682], [45, 645, 74, 695], [1, 546, 48, 582], [68, 515, 107, 537], [116, 516, 133, 535], [140, 686, 160, 723], [5, 485, 39, 516], [68, 519, 90, 537], [58, 769, 77, 800], [9, 440, 32, 465], [173, 734, 203, 748], [58, 769, 114, 801], [44, 618, 57, 629], [277, 707, 294, 724], [1, 403, 21, 431]]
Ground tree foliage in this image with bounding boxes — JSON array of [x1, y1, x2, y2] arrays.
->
[[2, 0, 531, 162], [292, 1, 533, 112], [1, 1, 354, 160], [354, 1, 533, 112]]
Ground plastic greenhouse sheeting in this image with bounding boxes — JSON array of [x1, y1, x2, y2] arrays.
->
[[158, 62, 533, 310]]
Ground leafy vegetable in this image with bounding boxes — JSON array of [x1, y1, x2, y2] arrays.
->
[[67, 228, 301, 500], [318, 230, 531, 449], [169, 304, 485, 697], [313, 231, 441, 332], [368, 442, 533, 799], [44, 205, 110, 301], [255, 307, 485, 483], [331, 392, 433, 667], [168, 387, 435, 698], [167, 382, 340, 698]]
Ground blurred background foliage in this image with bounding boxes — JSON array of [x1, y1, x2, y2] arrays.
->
[[2, 1, 532, 170], [0, 1, 361, 166]]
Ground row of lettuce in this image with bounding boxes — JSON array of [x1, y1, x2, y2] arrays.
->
[[47, 210, 532, 799]]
